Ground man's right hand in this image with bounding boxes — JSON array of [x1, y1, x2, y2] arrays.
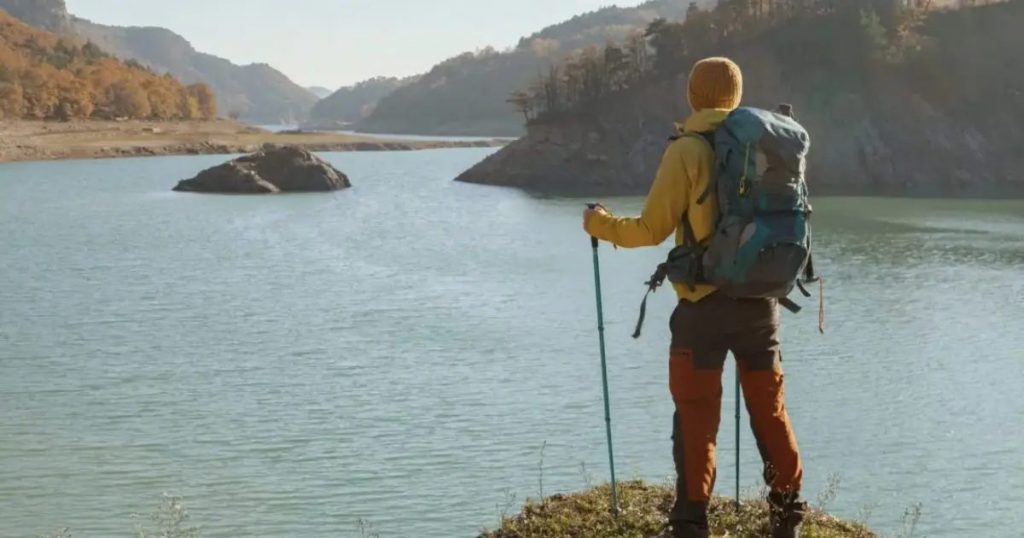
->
[[583, 203, 609, 233]]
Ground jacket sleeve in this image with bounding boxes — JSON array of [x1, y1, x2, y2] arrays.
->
[[585, 141, 692, 248]]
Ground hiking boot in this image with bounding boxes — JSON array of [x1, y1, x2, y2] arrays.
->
[[670, 500, 709, 538], [670, 520, 709, 538], [768, 492, 807, 538]]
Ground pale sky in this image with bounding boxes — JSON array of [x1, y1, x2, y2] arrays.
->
[[65, 0, 649, 90]]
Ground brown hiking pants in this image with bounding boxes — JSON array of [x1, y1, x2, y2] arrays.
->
[[669, 292, 803, 524]]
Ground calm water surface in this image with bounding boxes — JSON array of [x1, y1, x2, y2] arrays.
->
[[1, 149, 1022, 537]]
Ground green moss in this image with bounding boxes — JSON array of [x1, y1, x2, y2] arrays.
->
[[482, 481, 875, 538]]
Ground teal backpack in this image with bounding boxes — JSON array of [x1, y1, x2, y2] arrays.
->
[[633, 104, 819, 338]]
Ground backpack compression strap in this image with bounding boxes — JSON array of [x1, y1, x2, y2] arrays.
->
[[784, 253, 825, 324], [781, 254, 817, 314], [632, 210, 701, 339], [632, 263, 668, 339], [778, 297, 802, 314]]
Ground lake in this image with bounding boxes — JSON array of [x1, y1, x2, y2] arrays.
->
[[1, 149, 1021, 538]]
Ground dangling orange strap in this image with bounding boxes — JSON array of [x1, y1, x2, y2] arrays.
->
[[818, 278, 826, 335]]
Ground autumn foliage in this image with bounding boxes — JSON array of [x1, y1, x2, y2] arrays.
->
[[0, 11, 216, 121], [514, 0, 1005, 123]]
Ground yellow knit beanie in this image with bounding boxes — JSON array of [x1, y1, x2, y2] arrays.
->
[[687, 57, 743, 111]]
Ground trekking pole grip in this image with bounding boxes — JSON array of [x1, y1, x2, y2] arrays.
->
[[586, 203, 600, 249]]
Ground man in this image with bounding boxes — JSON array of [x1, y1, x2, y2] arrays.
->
[[582, 57, 807, 538]]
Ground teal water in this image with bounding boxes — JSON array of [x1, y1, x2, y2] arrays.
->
[[1, 149, 1022, 538]]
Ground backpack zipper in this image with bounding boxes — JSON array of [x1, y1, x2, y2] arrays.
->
[[739, 142, 752, 197]]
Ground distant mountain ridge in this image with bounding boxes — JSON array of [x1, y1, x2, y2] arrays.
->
[[0, 0, 317, 124], [353, 0, 713, 136], [305, 76, 417, 130], [307, 86, 333, 99]]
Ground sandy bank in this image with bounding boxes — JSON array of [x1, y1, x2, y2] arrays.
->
[[0, 120, 507, 163]]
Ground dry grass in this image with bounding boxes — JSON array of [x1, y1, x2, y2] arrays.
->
[[481, 480, 875, 538]]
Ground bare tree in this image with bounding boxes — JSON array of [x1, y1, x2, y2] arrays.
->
[[506, 89, 534, 123]]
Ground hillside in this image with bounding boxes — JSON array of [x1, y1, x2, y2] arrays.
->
[[457, 0, 1024, 197], [303, 75, 416, 130], [0, 11, 215, 121], [353, 0, 712, 136], [0, 0, 317, 124]]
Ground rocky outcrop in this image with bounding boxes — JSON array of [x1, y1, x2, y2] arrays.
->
[[173, 146, 351, 194], [457, 2, 1024, 198], [456, 82, 686, 196], [482, 481, 875, 538], [0, 0, 70, 31]]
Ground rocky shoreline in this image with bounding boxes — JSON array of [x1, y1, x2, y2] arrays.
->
[[0, 120, 506, 164]]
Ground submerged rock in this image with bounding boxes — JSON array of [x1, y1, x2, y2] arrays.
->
[[173, 145, 351, 194]]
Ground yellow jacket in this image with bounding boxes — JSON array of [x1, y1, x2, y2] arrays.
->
[[584, 108, 731, 303]]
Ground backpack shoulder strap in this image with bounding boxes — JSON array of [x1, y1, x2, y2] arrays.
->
[[680, 131, 715, 148], [678, 131, 717, 205]]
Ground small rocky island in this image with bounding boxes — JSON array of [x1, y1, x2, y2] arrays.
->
[[173, 146, 351, 194]]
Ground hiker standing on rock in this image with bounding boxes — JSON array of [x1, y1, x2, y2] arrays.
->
[[583, 57, 809, 538]]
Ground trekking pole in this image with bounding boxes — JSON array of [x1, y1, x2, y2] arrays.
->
[[587, 204, 619, 517], [735, 369, 741, 511]]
